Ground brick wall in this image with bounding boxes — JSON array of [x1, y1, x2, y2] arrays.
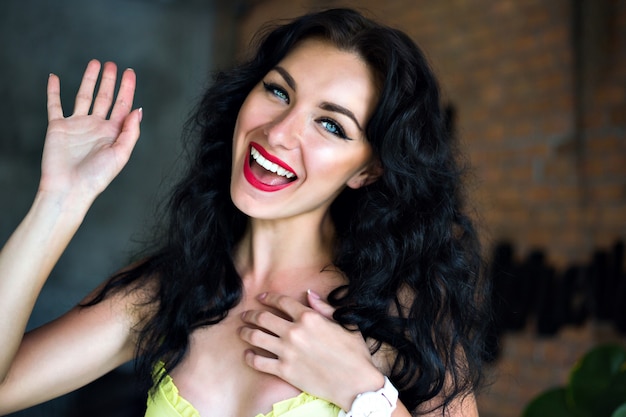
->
[[481, 321, 624, 416], [235, 0, 626, 415], [238, 0, 626, 266]]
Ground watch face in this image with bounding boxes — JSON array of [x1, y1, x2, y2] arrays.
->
[[351, 392, 392, 417]]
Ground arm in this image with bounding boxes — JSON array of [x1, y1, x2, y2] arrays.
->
[[0, 60, 142, 412], [239, 291, 479, 417], [0, 285, 140, 414]]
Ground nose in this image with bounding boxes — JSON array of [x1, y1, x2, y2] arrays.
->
[[263, 107, 302, 150]]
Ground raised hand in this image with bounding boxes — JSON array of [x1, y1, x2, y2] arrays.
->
[[0, 60, 142, 393], [39, 59, 142, 207], [239, 291, 385, 411]]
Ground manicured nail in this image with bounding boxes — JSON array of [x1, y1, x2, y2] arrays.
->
[[257, 292, 267, 300], [138, 107, 143, 122], [307, 289, 321, 299]]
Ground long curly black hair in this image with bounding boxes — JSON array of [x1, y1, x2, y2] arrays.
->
[[88, 8, 490, 414]]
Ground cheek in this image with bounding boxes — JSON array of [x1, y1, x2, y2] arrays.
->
[[233, 91, 259, 135], [231, 120, 244, 166], [232, 118, 241, 146], [233, 102, 250, 138], [313, 147, 373, 181], [237, 89, 273, 125], [232, 97, 260, 152]]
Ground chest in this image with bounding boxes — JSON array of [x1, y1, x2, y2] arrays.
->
[[167, 284, 332, 417]]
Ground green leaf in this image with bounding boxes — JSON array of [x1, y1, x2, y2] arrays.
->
[[612, 403, 626, 417], [522, 387, 576, 417], [569, 344, 626, 416]]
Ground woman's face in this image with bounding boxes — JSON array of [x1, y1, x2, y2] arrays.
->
[[231, 38, 380, 221]]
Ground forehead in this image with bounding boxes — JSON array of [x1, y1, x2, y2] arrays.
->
[[275, 38, 378, 110], [278, 37, 371, 81]]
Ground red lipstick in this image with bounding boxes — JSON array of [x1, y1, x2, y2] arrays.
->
[[243, 142, 297, 192]]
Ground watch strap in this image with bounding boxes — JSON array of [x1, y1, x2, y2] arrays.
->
[[338, 376, 398, 417]]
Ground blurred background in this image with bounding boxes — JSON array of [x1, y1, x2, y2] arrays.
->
[[1, 0, 624, 416]]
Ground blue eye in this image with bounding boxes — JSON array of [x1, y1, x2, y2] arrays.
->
[[262, 81, 289, 103], [320, 118, 349, 140]]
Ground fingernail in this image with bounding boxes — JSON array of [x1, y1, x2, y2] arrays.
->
[[307, 289, 320, 299], [257, 292, 267, 300], [138, 107, 143, 122]]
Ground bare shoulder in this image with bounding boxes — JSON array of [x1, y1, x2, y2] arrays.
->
[[84, 260, 161, 327], [373, 285, 480, 417], [0, 263, 159, 414], [370, 284, 415, 373]]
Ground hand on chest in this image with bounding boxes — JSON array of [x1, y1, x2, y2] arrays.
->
[[166, 290, 313, 416]]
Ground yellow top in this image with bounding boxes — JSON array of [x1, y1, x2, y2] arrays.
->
[[144, 369, 341, 417]]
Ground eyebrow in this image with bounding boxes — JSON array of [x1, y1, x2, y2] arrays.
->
[[273, 65, 364, 132], [274, 66, 296, 91], [320, 102, 363, 132]]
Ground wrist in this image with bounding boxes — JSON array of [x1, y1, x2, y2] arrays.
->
[[339, 375, 398, 417], [34, 188, 93, 219], [337, 370, 385, 411], [28, 190, 90, 239]]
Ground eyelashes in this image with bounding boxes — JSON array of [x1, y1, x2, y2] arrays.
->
[[319, 118, 348, 139], [263, 81, 289, 103], [261, 81, 351, 140]]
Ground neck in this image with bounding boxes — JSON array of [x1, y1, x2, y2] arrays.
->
[[233, 212, 336, 286]]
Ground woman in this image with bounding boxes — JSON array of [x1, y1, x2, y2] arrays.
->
[[0, 8, 489, 417]]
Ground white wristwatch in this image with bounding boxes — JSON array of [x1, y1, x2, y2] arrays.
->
[[338, 376, 398, 417]]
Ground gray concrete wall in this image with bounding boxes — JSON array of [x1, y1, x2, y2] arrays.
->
[[0, 0, 232, 414]]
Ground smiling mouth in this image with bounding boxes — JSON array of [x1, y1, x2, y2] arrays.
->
[[250, 147, 296, 180], [244, 144, 297, 191]]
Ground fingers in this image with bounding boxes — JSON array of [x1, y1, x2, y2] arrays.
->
[[112, 108, 143, 163], [239, 308, 299, 379], [239, 309, 286, 368], [240, 307, 291, 335], [72, 60, 136, 122], [240, 294, 329, 359], [256, 292, 308, 320], [109, 68, 136, 123], [243, 349, 281, 376], [307, 289, 336, 319], [91, 61, 118, 118], [47, 73, 63, 121], [73, 59, 101, 116], [239, 321, 281, 353]]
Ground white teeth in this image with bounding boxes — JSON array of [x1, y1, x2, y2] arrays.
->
[[262, 159, 274, 171], [250, 147, 295, 179]]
